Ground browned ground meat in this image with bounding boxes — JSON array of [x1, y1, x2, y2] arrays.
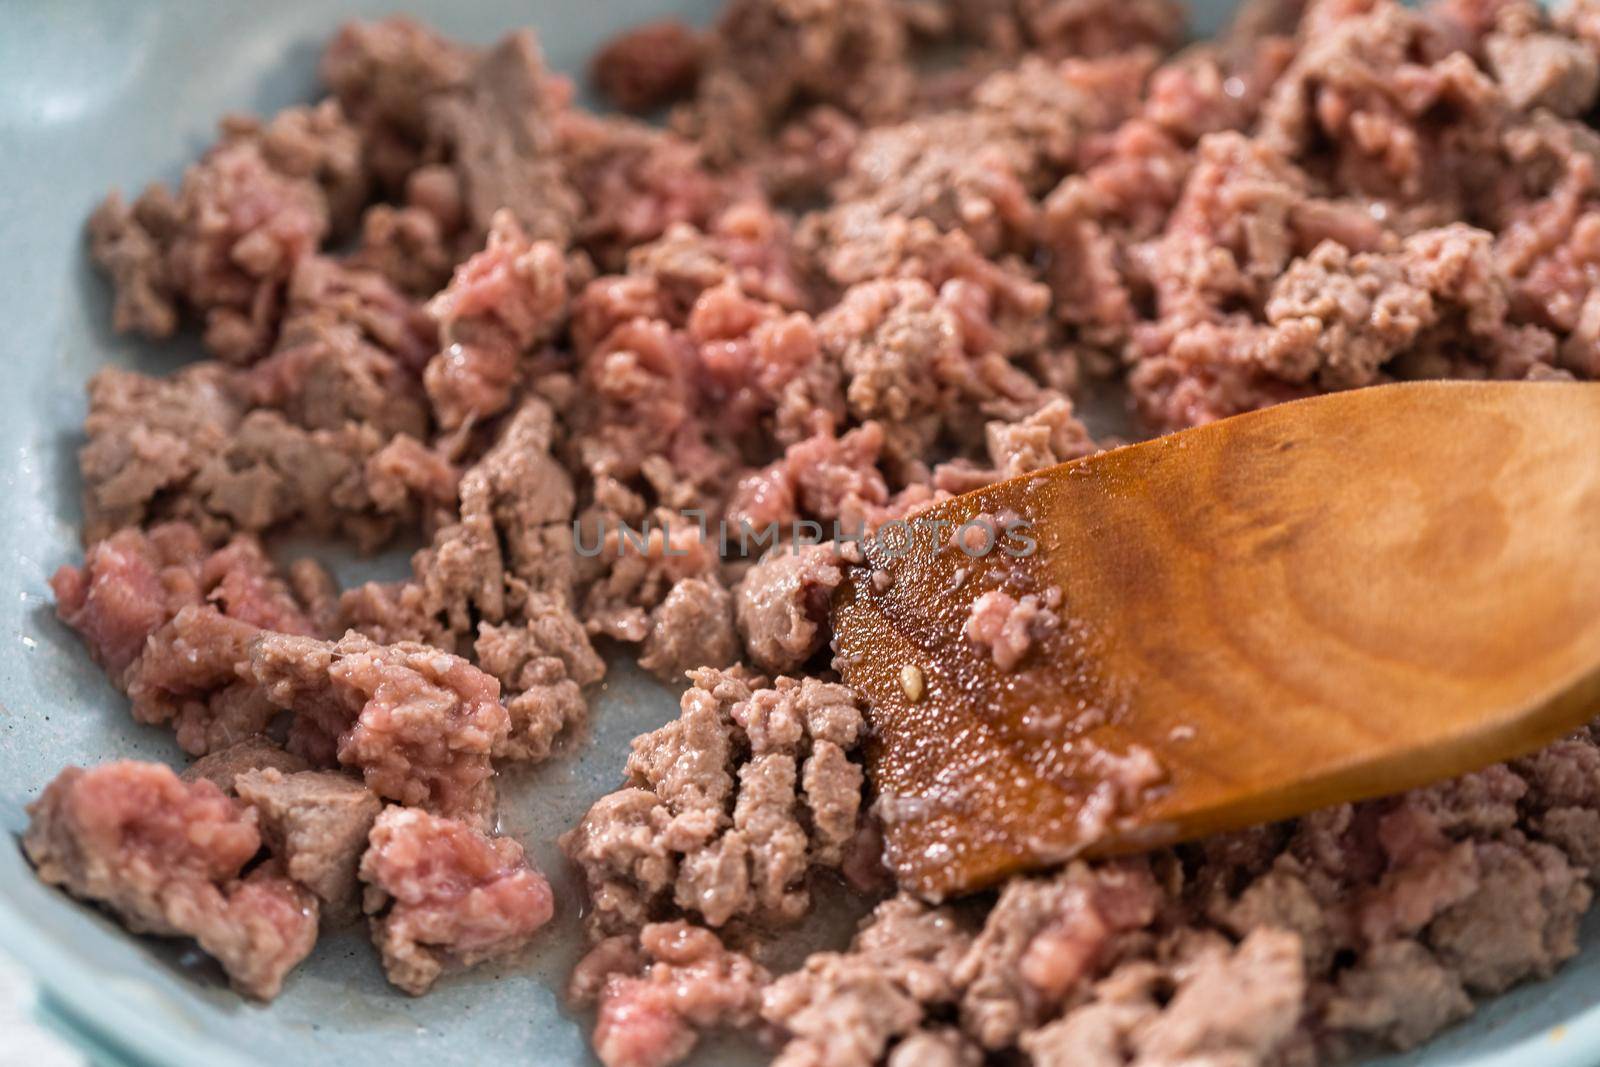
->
[[763, 896, 973, 1067], [359, 806, 556, 994], [182, 735, 312, 793], [563, 667, 867, 938], [429, 31, 582, 248], [236, 767, 383, 923], [38, 0, 1600, 1059], [592, 20, 707, 113], [677, 0, 917, 164], [24, 761, 318, 999]]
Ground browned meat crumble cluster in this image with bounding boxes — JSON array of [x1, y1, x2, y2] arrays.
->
[[32, 0, 1600, 1065]]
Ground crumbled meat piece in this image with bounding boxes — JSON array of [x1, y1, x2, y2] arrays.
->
[[1487, 14, 1600, 116], [342, 394, 579, 655], [950, 0, 1187, 58], [426, 31, 581, 245], [24, 761, 318, 999], [170, 410, 417, 548], [1425, 836, 1591, 993], [559, 112, 749, 265], [886, 1029, 982, 1067], [963, 589, 1059, 670], [681, 0, 915, 163], [563, 669, 866, 937], [1138, 928, 1306, 1063], [639, 576, 741, 682], [50, 522, 208, 680], [957, 861, 1162, 1048], [576, 921, 768, 1067], [831, 113, 1038, 256], [126, 604, 278, 756], [86, 189, 180, 338], [423, 209, 569, 428], [236, 767, 382, 923], [985, 397, 1095, 476], [475, 595, 606, 762], [239, 99, 371, 234], [321, 17, 475, 190], [74, 366, 243, 543], [249, 631, 508, 825], [182, 736, 312, 794], [1323, 940, 1473, 1050], [52, 525, 326, 755], [88, 110, 342, 363], [763, 896, 972, 1067], [244, 257, 433, 439], [1021, 928, 1306, 1066], [592, 21, 705, 113], [734, 544, 845, 674], [800, 206, 1051, 353], [360, 806, 555, 994]]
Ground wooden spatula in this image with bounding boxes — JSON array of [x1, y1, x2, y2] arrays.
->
[[832, 381, 1600, 900]]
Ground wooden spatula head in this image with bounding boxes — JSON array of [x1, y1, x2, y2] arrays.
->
[[832, 381, 1600, 900]]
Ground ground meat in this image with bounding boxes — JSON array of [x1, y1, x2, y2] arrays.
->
[[592, 20, 706, 113], [957, 860, 1163, 1048], [24, 761, 318, 1000], [475, 595, 606, 762], [182, 736, 312, 793], [423, 209, 569, 428], [558, 112, 750, 266], [638, 576, 741, 682], [359, 806, 556, 994], [801, 207, 1052, 359], [74, 366, 244, 543], [126, 604, 280, 756], [762, 896, 973, 1067], [50, 522, 209, 680], [949, 0, 1187, 58], [90, 99, 372, 363], [562, 669, 866, 937], [245, 255, 434, 438], [681, 0, 916, 164], [339, 393, 580, 655], [829, 113, 1038, 257], [78, 369, 427, 548], [236, 767, 383, 923], [1322, 940, 1473, 1051], [249, 631, 508, 826], [426, 30, 581, 246], [963, 588, 1060, 670], [574, 921, 769, 1067], [734, 544, 845, 674], [51, 525, 328, 755], [1487, 17, 1600, 115], [985, 397, 1095, 476], [321, 17, 475, 191], [1425, 836, 1590, 994], [817, 279, 970, 451], [86, 189, 180, 339], [1021, 928, 1307, 1067]]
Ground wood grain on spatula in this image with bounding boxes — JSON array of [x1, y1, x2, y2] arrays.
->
[[832, 381, 1600, 900]]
